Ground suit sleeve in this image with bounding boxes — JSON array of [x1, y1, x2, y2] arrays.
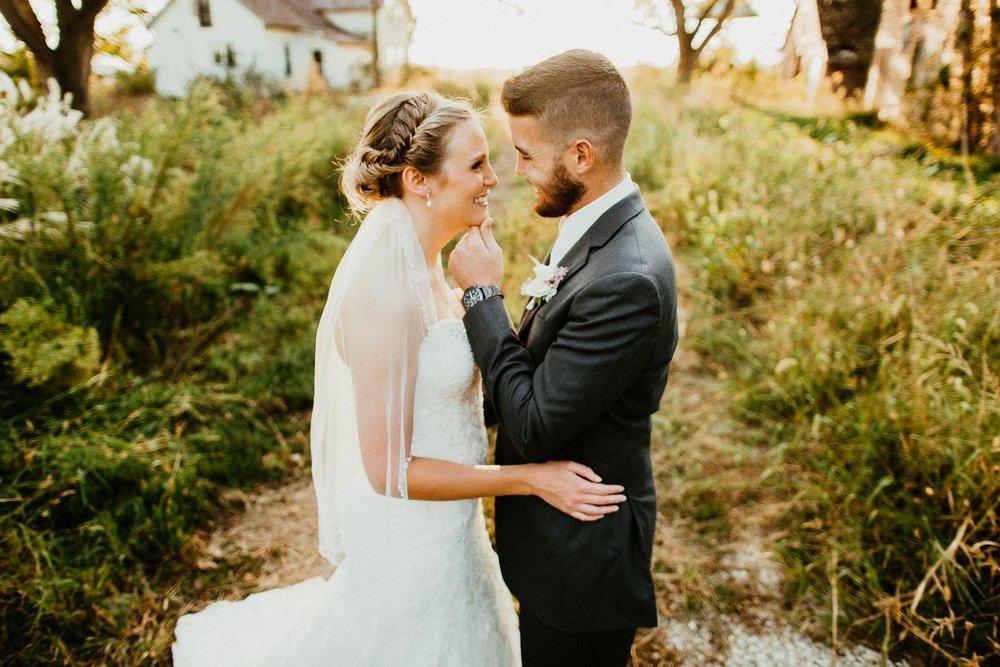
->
[[463, 271, 661, 462], [482, 394, 499, 428]]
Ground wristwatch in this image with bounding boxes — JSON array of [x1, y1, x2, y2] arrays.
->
[[461, 284, 503, 311]]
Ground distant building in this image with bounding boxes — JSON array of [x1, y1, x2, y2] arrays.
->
[[147, 0, 412, 97], [781, 0, 882, 97], [780, 0, 828, 103], [864, 0, 962, 120]]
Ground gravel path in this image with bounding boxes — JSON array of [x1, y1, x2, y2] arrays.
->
[[191, 474, 905, 666]]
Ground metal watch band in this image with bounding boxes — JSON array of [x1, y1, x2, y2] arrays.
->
[[462, 284, 503, 310]]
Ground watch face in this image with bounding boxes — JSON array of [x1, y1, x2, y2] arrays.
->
[[462, 285, 501, 309], [462, 287, 482, 309]]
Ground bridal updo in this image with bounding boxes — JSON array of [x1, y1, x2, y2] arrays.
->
[[341, 92, 476, 215]]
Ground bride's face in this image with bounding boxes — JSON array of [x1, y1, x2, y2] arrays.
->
[[426, 120, 498, 233]]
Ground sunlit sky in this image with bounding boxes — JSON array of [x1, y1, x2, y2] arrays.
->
[[408, 0, 795, 70], [2, 0, 795, 73]]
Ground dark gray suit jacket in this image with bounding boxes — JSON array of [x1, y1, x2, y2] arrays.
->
[[463, 189, 678, 632]]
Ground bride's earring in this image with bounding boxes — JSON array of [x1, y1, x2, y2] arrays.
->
[[424, 189, 433, 208]]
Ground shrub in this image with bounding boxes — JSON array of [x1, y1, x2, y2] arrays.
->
[[0, 75, 360, 664], [630, 77, 999, 662], [0, 298, 101, 391], [114, 63, 157, 97]]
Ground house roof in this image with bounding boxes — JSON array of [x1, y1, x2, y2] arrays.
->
[[236, 0, 368, 41]]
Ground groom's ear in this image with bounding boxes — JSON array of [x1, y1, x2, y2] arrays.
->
[[569, 139, 596, 175]]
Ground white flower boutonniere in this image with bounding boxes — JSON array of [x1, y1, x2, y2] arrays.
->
[[521, 256, 570, 311]]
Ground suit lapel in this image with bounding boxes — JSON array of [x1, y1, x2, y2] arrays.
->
[[515, 190, 645, 340]]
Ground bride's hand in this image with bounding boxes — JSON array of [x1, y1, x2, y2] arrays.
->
[[525, 461, 626, 522]]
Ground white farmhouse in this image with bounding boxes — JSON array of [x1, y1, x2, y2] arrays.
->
[[148, 0, 412, 97]]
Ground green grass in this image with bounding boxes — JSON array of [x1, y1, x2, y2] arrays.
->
[[0, 80, 360, 664], [629, 71, 999, 663], [1, 68, 996, 664]]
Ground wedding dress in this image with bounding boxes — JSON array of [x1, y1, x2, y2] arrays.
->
[[172, 199, 520, 666]]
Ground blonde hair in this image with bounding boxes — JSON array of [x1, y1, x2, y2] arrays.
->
[[341, 92, 476, 215]]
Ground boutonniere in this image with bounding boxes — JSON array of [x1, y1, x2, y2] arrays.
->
[[521, 256, 570, 311]]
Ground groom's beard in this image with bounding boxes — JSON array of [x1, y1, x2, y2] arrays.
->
[[534, 162, 585, 218]]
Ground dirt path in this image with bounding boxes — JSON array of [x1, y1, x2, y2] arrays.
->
[[628, 265, 904, 666], [189, 477, 332, 591], [176, 261, 904, 667]]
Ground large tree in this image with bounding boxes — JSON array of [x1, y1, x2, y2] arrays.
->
[[635, 0, 752, 83], [990, 0, 1000, 154], [369, 0, 380, 88], [0, 0, 111, 116]]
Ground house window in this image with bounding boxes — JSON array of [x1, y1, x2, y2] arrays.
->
[[313, 50, 323, 76], [285, 44, 292, 77], [196, 0, 211, 27], [226, 45, 237, 69]]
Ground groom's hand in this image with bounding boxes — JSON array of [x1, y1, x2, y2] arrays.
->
[[448, 217, 504, 291]]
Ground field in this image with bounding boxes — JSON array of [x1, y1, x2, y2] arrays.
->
[[0, 70, 996, 665]]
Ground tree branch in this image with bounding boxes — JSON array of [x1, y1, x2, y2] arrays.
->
[[669, 0, 687, 34], [0, 0, 53, 61], [80, 0, 110, 22], [55, 0, 78, 31], [695, 0, 720, 23], [693, 0, 735, 54], [690, 0, 714, 37], [497, 0, 524, 15], [630, 16, 677, 37], [53, 0, 109, 30]]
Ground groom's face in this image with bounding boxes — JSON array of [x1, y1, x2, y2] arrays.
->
[[508, 115, 585, 218]]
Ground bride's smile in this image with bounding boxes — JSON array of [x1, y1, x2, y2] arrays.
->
[[422, 119, 499, 235]]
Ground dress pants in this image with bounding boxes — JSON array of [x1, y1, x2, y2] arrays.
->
[[519, 608, 636, 667]]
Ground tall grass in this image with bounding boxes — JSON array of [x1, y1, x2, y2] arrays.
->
[[628, 71, 998, 662], [2, 67, 995, 664], [0, 78, 360, 664]]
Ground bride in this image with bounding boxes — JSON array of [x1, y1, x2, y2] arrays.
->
[[171, 92, 626, 666]]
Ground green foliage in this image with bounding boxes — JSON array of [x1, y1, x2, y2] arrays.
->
[[629, 77, 999, 662], [0, 76, 362, 664], [0, 78, 358, 375], [0, 380, 308, 662], [0, 298, 100, 390], [2, 66, 996, 665], [114, 63, 157, 97]]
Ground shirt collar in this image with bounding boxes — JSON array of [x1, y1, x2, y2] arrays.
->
[[551, 173, 636, 265], [561, 173, 636, 235]]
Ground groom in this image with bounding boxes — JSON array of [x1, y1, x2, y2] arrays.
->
[[449, 49, 678, 666]]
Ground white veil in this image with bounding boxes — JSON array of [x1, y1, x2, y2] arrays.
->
[[309, 198, 436, 565]]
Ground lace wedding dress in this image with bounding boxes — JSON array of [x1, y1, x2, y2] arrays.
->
[[172, 200, 520, 666]]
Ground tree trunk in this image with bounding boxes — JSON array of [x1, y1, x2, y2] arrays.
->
[[53, 14, 97, 115], [677, 35, 696, 83], [0, 0, 108, 116], [864, 0, 910, 119], [957, 0, 977, 182], [991, 1, 1000, 155], [668, 0, 736, 85], [957, 0, 981, 152], [370, 0, 381, 88]]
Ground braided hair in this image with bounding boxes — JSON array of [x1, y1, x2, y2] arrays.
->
[[341, 92, 476, 215]]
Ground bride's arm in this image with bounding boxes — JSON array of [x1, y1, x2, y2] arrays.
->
[[405, 457, 626, 522], [341, 279, 623, 518]]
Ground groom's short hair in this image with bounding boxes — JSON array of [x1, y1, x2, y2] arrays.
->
[[502, 49, 632, 165]]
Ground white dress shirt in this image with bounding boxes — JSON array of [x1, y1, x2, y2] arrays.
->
[[549, 173, 637, 267]]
